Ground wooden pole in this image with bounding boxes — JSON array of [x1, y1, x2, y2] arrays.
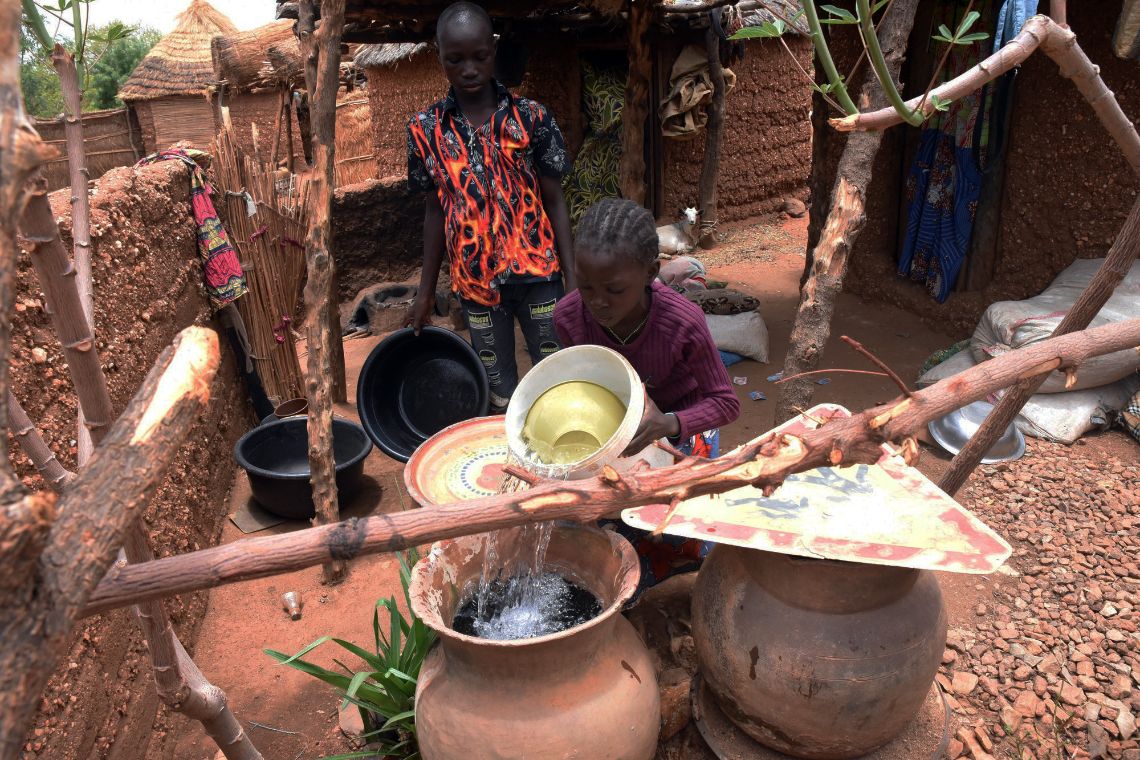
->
[[270, 87, 286, 168], [697, 21, 726, 249], [82, 316, 1140, 614], [49, 44, 96, 466], [298, 0, 349, 583], [833, 16, 1140, 175], [285, 90, 296, 174], [620, 0, 652, 205], [938, 195, 1140, 495], [774, 0, 921, 424], [19, 182, 116, 444]]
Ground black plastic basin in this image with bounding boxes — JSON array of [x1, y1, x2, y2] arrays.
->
[[234, 416, 373, 519], [357, 326, 490, 462]]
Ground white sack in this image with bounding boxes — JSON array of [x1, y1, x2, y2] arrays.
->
[[706, 311, 769, 364], [970, 258, 1140, 392]]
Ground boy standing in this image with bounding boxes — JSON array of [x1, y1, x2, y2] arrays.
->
[[405, 1, 575, 411]]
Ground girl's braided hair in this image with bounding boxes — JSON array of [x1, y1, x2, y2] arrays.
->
[[575, 198, 659, 266]]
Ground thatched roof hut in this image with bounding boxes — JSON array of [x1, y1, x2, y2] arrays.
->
[[212, 20, 299, 92], [119, 0, 237, 153]]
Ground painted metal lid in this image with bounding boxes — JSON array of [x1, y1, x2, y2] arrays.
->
[[622, 404, 1013, 575]]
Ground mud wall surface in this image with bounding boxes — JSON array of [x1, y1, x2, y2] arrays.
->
[[517, 37, 585, 157], [11, 162, 249, 759], [663, 37, 813, 223], [333, 176, 427, 302], [843, 4, 1140, 337], [365, 53, 448, 179], [224, 90, 306, 168]]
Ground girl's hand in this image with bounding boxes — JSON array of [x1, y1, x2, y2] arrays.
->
[[621, 389, 680, 457], [404, 291, 436, 335]]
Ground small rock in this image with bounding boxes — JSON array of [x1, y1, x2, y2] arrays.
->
[[781, 197, 807, 218], [31, 347, 47, 364], [947, 737, 965, 758], [1107, 629, 1127, 642], [1119, 708, 1137, 741], [338, 706, 365, 744], [1060, 681, 1087, 706], [942, 648, 958, 665], [952, 670, 980, 695]]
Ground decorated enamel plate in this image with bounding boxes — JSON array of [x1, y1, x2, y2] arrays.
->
[[622, 404, 1013, 575], [404, 416, 511, 507]]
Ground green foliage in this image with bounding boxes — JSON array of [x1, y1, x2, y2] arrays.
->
[[932, 11, 990, 46], [818, 4, 857, 24], [265, 550, 434, 760], [729, 20, 786, 39], [20, 24, 63, 117], [84, 25, 160, 110]]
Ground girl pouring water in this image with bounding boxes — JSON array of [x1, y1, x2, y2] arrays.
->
[[554, 198, 740, 595]]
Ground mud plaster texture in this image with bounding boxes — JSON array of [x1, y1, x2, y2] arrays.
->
[[839, 4, 1140, 338], [332, 177, 428, 302], [663, 36, 813, 223], [222, 90, 306, 168], [10, 161, 250, 759]]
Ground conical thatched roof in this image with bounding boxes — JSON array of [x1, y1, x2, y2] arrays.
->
[[119, 0, 238, 102]]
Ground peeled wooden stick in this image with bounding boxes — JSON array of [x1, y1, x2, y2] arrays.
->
[[7, 391, 74, 490], [832, 15, 1140, 175], [83, 318, 1140, 616]]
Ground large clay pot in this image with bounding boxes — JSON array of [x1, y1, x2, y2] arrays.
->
[[693, 547, 947, 759], [410, 522, 660, 760]]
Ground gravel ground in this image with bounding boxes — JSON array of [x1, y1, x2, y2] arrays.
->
[[940, 437, 1139, 760]]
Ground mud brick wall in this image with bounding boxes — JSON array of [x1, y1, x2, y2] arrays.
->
[[11, 161, 250, 759], [663, 37, 814, 223]]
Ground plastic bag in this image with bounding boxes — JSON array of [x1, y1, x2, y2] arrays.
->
[[970, 258, 1140, 392]]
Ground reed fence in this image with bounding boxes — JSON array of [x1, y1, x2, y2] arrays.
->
[[214, 113, 311, 404], [34, 107, 143, 191]]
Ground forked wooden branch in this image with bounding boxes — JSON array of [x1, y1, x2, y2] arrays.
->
[[0, 327, 220, 757], [832, 15, 1140, 174], [83, 318, 1140, 615], [121, 526, 263, 759]]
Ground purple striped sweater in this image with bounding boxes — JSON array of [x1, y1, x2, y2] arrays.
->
[[554, 281, 740, 442]]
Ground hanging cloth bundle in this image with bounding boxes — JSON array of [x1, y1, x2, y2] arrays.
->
[[135, 148, 249, 309], [658, 45, 737, 140]]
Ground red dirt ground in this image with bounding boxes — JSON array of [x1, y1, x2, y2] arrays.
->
[[171, 216, 1136, 760]]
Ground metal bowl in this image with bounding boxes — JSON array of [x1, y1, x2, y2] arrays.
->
[[927, 401, 1026, 464]]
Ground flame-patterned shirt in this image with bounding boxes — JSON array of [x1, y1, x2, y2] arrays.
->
[[407, 82, 569, 306]]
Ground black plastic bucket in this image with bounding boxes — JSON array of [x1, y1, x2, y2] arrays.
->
[[234, 416, 373, 519], [357, 326, 490, 462]]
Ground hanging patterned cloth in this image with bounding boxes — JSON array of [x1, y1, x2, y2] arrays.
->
[[562, 62, 626, 226], [897, 1, 996, 303], [135, 148, 248, 309]]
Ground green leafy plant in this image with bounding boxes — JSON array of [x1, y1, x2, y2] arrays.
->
[[265, 549, 435, 760]]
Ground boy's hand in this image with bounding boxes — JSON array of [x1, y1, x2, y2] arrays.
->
[[622, 389, 680, 457], [404, 291, 436, 335]]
